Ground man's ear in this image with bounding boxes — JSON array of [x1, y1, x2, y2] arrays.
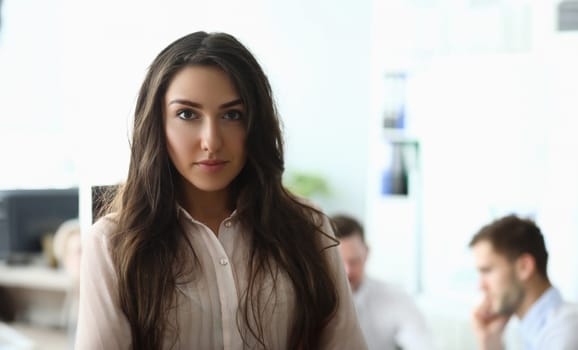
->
[[515, 253, 536, 281]]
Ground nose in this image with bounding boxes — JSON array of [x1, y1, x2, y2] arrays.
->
[[478, 277, 488, 292], [343, 263, 351, 278], [200, 118, 223, 153]]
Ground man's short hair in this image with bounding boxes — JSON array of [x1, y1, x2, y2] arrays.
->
[[331, 214, 365, 242], [469, 214, 549, 278]]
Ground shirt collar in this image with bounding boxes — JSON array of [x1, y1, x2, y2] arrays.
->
[[175, 202, 238, 225], [519, 286, 563, 349]]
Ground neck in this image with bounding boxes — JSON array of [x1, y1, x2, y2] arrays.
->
[[516, 276, 552, 319], [179, 181, 233, 226]]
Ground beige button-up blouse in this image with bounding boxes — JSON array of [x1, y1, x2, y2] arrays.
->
[[75, 207, 367, 349]]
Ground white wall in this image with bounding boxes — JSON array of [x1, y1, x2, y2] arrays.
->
[[0, 0, 76, 189]]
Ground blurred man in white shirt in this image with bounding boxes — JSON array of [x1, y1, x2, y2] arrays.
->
[[470, 214, 578, 350], [331, 214, 432, 350]]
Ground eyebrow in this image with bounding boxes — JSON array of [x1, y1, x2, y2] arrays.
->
[[168, 98, 243, 109]]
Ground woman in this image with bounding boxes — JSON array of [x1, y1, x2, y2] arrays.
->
[[75, 31, 366, 350]]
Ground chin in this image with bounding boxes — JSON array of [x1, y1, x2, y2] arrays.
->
[[487, 299, 503, 316], [495, 299, 518, 316], [195, 184, 230, 192], [186, 177, 234, 192]]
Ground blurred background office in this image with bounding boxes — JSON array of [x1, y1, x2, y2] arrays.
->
[[1, 0, 577, 349]]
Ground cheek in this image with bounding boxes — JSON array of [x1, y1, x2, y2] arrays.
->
[[230, 129, 247, 152], [166, 127, 196, 157], [224, 129, 248, 165], [351, 262, 363, 275], [492, 273, 510, 292], [480, 273, 496, 292]]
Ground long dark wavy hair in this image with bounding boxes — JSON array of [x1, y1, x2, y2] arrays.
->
[[108, 31, 339, 350]]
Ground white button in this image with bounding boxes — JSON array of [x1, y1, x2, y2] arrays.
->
[[224, 221, 232, 228], [219, 258, 228, 266]]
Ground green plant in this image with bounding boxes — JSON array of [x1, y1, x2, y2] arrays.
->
[[283, 171, 331, 199]]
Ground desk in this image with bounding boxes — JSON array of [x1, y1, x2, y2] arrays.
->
[[0, 264, 71, 291], [0, 322, 68, 350], [0, 263, 72, 327]]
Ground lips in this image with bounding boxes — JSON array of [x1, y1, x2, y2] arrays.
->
[[197, 159, 227, 166], [195, 159, 229, 172]]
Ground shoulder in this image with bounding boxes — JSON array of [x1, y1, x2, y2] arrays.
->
[[93, 213, 119, 231], [553, 302, 578, 324], [87, 213, 118, 236], [79, 214, 121, 283], [365, 277, 413, 303], [82, 213, 118, 255], [540, 302, 578, 346]]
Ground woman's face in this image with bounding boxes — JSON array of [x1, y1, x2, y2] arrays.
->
[[163, 65, 247, 195]]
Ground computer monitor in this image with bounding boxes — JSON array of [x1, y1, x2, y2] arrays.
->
[[0, 188, 79, 262]]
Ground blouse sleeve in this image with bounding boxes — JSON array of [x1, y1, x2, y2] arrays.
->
[[318, 216, 368, 350], [75, 218, 132, 350]]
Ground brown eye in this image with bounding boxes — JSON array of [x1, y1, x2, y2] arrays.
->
[[177, 109, 198, 120], [223, 110, 243, 121]]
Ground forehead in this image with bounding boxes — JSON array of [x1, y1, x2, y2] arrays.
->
[[472, 240, 508, 265], [338, 234, 366, 257], [165, 65, 239, 100]]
